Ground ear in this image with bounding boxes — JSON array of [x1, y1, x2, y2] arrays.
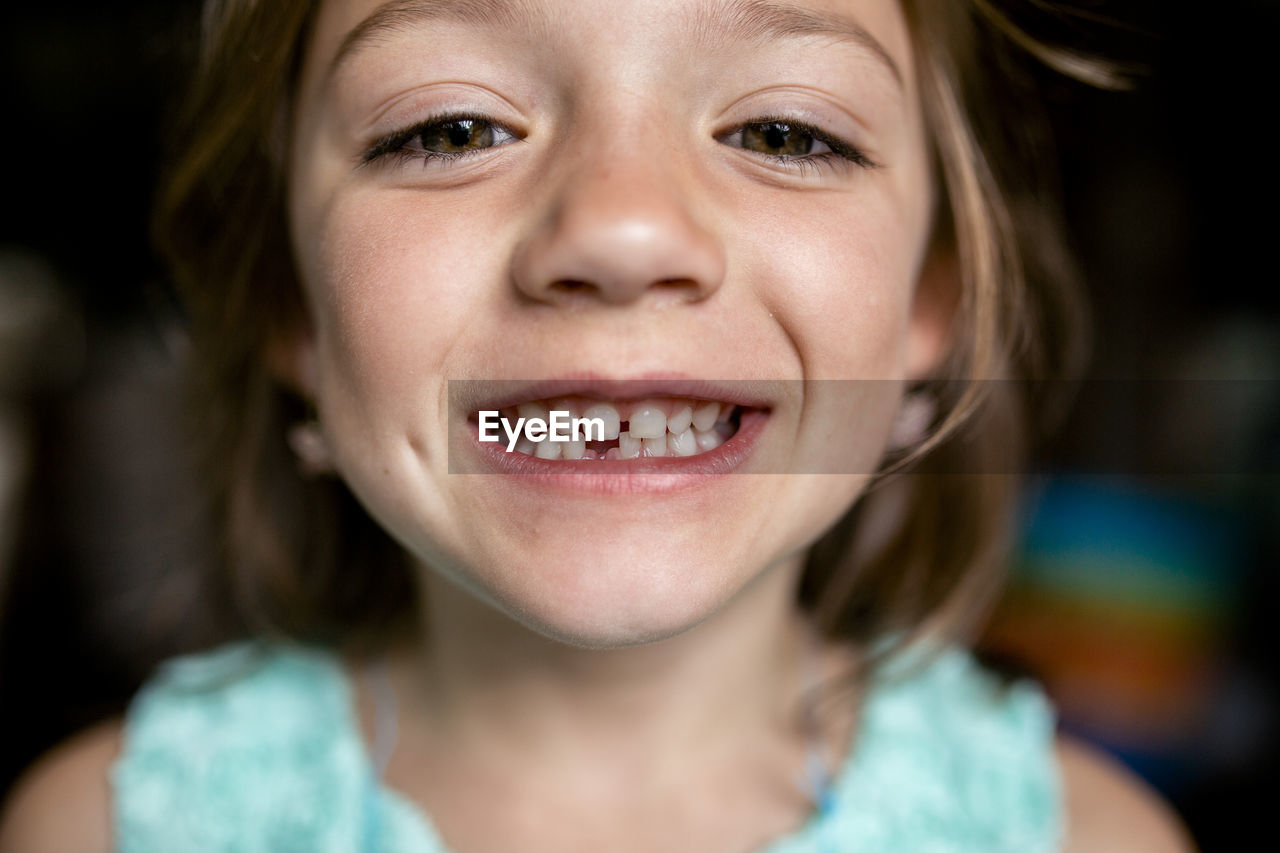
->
[[905, 237, 961, 381], [265, 321, 319, 402]]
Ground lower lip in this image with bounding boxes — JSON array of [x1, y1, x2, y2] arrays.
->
[[461, 408, 770, 495]]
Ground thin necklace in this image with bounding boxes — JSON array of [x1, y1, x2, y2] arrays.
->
[[367, 658, 399, 777], [795, 627, 839, 818]]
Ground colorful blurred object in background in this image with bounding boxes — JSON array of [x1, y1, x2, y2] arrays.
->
[[981, 473, 1277, 846]]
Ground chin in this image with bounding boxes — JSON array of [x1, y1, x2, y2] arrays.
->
[[438, 527, 758, 649]]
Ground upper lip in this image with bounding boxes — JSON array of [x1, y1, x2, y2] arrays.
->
[[454, 373, 777, 414]]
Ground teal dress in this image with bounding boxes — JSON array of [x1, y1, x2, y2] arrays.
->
[[112, 642, 1063, 852]]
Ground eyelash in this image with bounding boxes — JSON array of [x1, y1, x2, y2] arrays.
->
[[360, 113, 879, 175]]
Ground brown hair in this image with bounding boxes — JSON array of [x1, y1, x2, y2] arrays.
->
[[154, 0, 1115, 659]]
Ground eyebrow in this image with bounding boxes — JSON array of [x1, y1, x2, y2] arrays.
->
[[327, 0, 903, 88], [328, 0, 532, 82], [695, 0, 903, 86]]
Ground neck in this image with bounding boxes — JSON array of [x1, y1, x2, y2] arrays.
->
[[390, 553, 816, 783]]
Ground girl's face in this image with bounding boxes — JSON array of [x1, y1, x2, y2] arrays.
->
[[288, 0, 944, 646]]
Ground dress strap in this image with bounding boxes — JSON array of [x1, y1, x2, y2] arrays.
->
[[113, 642, 377, 852], [365, 658, 400, 778]]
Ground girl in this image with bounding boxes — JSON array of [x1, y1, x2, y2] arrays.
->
[[2, 0, 1191, 850]]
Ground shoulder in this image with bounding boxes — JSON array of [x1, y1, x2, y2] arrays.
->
[[1056, 734, 1196, 853], [0, 718, 122, 853], [0, 643, 358, 853]]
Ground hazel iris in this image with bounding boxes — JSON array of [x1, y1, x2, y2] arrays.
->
[[420, 119, 495, 154], [741, 122, 814, 156]]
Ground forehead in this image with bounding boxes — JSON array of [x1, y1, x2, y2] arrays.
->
[[303, 0, 915, 94]]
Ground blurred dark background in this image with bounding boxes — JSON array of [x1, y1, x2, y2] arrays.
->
[[0, 2, 1276, 850]]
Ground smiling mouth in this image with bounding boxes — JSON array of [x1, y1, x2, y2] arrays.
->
[[473, 395, 749, 460]]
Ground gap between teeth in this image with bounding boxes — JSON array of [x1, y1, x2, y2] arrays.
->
[[499, 398, 738, 460]]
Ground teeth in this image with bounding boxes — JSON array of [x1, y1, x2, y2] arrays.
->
[[627, 402, 667, 439], [694, 427, 723, 451], [517, 401, 549, 422], [666, 404, 693, 435], [641, 436, 666, 457], [618, 431, 643, 459], [668, 427, 698, 456], [550, 397, 579, 419], [485, 396, 743, 460], [581, 403, 621, 440], [692, 401, 720, 432]]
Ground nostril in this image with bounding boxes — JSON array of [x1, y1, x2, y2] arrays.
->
[[550, 280, 592, 294], [655, 278, 698, 289]]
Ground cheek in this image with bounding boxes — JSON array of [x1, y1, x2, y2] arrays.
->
[[740, 187, 923, 382], [813, 220, 911, 378], [296, 189, 519, 425], [289, 188, 534, 583], [727, 180, 928, 484], [289, 188, 517, 540]]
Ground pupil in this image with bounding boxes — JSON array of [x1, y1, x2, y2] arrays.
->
[[447, 121, 473, 147], [765, 125, 788, 151]]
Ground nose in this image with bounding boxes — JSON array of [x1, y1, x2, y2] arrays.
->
[[510, 144, 725, 306]]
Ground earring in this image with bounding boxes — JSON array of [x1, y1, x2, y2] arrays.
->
[[287, 417, 334, 476], [887, 390, 936, 451]]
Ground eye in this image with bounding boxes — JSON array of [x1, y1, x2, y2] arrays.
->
[[362, 115, 520, 167], [741, 122, 826, 157], [418, 118, 500, 153], [718, 119, 877, 173]]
